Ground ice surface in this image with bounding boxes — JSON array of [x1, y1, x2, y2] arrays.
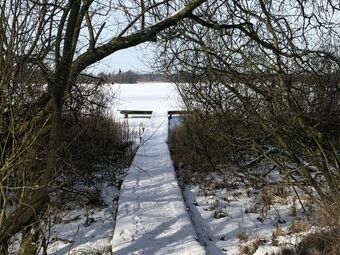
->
[[110, 83, 182, 114]]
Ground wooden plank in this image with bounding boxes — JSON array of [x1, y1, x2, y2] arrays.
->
[[168, 110, 186, 115], [119, 110, 153, 115]]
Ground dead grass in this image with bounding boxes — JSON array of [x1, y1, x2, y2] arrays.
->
[[287, 218, 309, 234], [272, 225, 283, 246], [274, 181, 290, 199], [274, 227, 340, 255], [278, 247, 295, 255], [238, 237, 261, 255], [290, 197, 297, 217], [296, 227, 340, 255], [237, 227, 249, 241], [257, 186, 275, 221], [316, 199, 340, 227]]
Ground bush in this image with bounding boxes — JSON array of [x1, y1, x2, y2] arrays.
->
[[169, 110, 256, 185], [55, 115, 133, 207]]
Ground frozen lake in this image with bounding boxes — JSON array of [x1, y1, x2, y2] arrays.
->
[[107, 82, 183, 141], [109, 82, 182, 115]]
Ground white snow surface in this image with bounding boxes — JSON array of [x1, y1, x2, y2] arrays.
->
[[40, 184, 118, 255], [111, 110, 206, 255], [111, 82, 182, 114]]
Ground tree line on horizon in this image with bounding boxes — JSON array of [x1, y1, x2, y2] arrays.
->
[[95, 70, 170, 83]]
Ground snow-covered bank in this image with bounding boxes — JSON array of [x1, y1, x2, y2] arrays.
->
[[177, 171, 313, 255], [111, 111, 206, 255], [38, 184, 119, 255]]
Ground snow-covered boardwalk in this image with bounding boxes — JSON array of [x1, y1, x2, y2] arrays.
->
[[112, 111, 206, 255]]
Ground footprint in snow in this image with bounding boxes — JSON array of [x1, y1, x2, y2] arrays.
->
[[120, 229, 134, 241], [131, 249, 144, 255]]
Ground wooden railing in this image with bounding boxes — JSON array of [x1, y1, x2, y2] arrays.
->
[[119, 110, 186, 118]]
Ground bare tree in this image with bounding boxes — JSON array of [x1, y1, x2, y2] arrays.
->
[[158, 0, 340, 205], [0, 0, 208, 253]]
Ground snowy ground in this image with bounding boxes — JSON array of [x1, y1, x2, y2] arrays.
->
[[179, 171, 312, 255], [45, 184, 118, 255], [112, 111, 205, 255]]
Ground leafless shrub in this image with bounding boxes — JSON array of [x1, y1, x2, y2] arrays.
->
[[271, 225, 283, 246], [237, 227, 249, 242], [56, 115, 132, 207], [169, 111, 255, 189]]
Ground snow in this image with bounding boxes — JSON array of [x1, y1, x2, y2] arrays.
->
[[45, 185, 119, 255], [169, 8, 185, 18], [111, 111, 206, 255], [111, 82, 182, 114], [181, 174, 311, 255], [108, 82, 183, 145]]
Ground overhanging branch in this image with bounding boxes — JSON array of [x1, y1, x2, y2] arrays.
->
[[71, 0, 207, 76]]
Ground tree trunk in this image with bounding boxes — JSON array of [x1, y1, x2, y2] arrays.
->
[[0, 84, 64, 246], [0, 241, 8, 255]]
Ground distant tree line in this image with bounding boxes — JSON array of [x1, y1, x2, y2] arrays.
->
[[95, 70, 170, 84]]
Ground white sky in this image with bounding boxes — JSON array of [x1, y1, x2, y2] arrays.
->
[[89, 43, 154, 74]]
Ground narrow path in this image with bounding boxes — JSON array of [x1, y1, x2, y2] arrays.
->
[[111, 111, 206, 255]]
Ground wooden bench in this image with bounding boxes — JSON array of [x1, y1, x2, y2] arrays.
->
[[119, 110, 186, 118]]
